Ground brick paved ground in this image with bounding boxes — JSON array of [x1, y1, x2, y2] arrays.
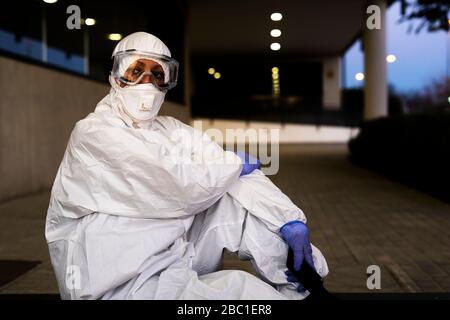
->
[[267, 144, 450, 293], [1, 144, 449, 295]]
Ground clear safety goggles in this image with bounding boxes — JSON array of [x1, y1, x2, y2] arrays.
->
[[111, 50, 179, 92]]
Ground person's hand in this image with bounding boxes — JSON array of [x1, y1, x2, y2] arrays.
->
[[235, 152, 261, 176], [284, 270, 306, 293], [281, 221, 315, 293], [281, 221, 315, 272]]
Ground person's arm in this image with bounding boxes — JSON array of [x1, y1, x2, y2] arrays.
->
[[56, 117, 242, 219], [226, 169, 306, 233]]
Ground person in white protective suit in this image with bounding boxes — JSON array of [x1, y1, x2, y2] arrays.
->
[[45, 32, 329, 300]]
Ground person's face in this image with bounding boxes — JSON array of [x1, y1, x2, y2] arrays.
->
[[120, 59, 165, 88]]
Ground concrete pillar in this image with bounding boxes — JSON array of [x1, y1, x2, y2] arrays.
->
[[322, 57, 342, 110], [363, 0, 388, 120]]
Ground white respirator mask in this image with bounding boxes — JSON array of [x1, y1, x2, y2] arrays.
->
[[109, 75, 165, 122]]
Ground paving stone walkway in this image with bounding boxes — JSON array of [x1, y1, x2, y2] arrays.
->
[[1, 144, 449, 295]]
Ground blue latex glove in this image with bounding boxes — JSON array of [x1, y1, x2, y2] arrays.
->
[[280, 221, 315, 271], [281, 220, 315, 292], [285, 270, 306, 293], [235, 152, 261, 176]]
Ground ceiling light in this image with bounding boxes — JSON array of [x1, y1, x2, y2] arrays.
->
[[270, 29, 281, 37], [270, 13, 282, 21], [107, 33, 122, 41], [270, 43, 281, 51], [85, 18, 96, 26]]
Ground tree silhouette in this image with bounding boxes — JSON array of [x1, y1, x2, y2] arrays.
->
[[398, 0, 449, 33]]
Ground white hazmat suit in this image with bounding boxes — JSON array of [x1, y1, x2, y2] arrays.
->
[[45, 32, 328, 300]]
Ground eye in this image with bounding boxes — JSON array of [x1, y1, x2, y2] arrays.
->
[[132, 68, 142, 75]]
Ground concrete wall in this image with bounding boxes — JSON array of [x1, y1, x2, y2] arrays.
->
[[161, 100, 191, 124], [0, 56, 189, 201]]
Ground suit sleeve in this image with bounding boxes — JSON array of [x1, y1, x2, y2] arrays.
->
[[54, 117, 242, 219]]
